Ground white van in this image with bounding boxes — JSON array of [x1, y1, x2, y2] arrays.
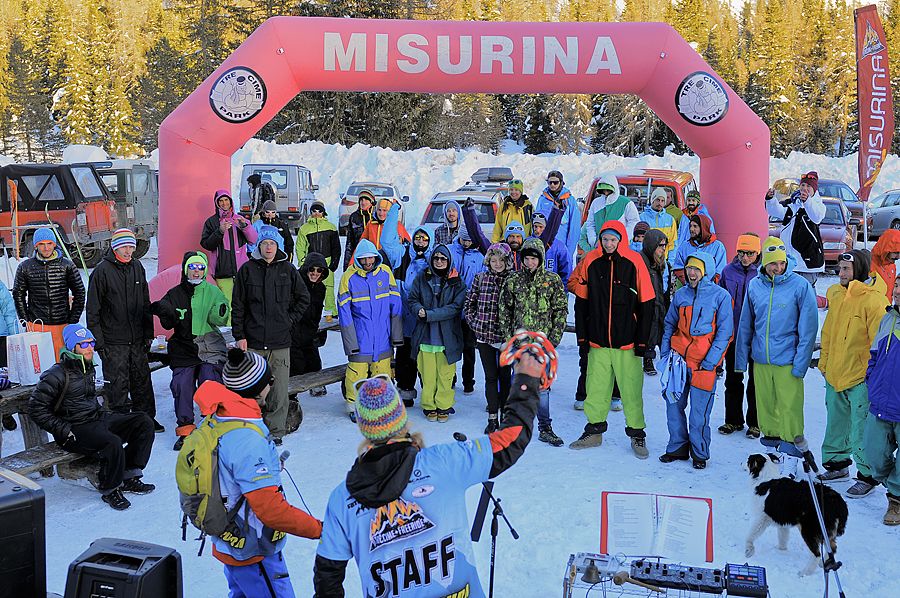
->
[[238, 164, 318, 232]]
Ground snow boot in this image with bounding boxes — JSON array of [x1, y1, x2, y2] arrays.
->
[[746, 426, 761, 439], [817, 467, 850, 483], [437, 409, 451, 423], [172, 436, 185, 451], [692, 459, 707, 470], [884, 496, 900, 526], [310, 386, 327, 397], [153, 419, 165, 434], [345, 401, 357, 423], [463, 383, 475, 395], [122, 477, 155, 495], [424, 409, 438, 422], [631, 437, 649, 459], [846, 477, 877, 499], [718, 423, 743, 435], [102, 489, 131, 511], [399, 388, 416, 407], [538, 424, 564, 447], [570, 423, 605, 450], [485, 414, 499, 434], [610, 398, 623, 412], [659, 448, 689, 463], [643, 357, 657, 376]]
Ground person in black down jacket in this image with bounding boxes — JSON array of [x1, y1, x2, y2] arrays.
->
[[28, 324, 155, 511], [85, 229, 159, 430], [343, 190, 374, 269], [151, 251, 230, 450], [291, 253, 327, 398], [232, 225, 309, 444], [13, 226, 85, 356]]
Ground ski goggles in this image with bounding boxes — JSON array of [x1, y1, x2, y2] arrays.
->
[[76, 340, 96, 349], [765, 243, 786, 253], [186, 263, 207, 271], [838, 252, 855, 262], [310, 205, 325, 214], [413, 233, 430, 242]]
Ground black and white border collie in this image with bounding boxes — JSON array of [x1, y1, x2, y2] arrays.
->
[[744, 453, 849, 576]]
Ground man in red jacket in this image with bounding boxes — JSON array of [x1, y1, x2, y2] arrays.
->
[[568, 220, 656, 458]]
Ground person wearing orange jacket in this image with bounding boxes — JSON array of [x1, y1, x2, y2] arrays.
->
[[568, 219, 656, 458], [194, 348, 322, 597], [871, 229, 900, 300], [362, 198, 410, 252]]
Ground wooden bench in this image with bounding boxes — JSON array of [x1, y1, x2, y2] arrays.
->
[[0, 365, 349, 479]]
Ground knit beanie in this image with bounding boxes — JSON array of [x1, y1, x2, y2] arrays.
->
[[650, 187, 668, 203], [358, 190, 375, 205], [33, 227, 57, 247], [63, 324, 94, 351], [110, 228, 136, 250], [633, 221, 650, 237], [761, 237, 787, 267], [311, 201, 327, 216], [223, 348, 271, 399], [257, 224, 282, 247], [458, 219, 471, 242], [184, 253, 208, 276], [247, 173, 262, 186], [686, 190, 701, 202], [736, 233, 761, 253], [800, 171, 819, 194], [504, 221, 525, 240], [355, 376, 408, 442], [508, 180, 524, 193], [686, 255, 706, 277], [261, 200, 277, 213], [599, 227, 622, 241]]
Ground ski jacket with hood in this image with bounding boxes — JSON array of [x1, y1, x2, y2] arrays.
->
[[671, 214, 727, 282], [86, 250, 152, 347], [640, 204, 678, 256], [584, 173, 640, 248], [871, 229, 900, 300], [867, 305, 900, 422], [464, 244, 512, 346], [532, 210, 572, 285], [292, 252, 328, 348], [313, 372, 541, 598], [569, 219, 656, 353], [536, 184, 581, 258], [338, 239, 404, 363], [639, 229, 670, 349], [296, 208, 342, 272], [433, 200, 461, 246], [820, 269, 889, 392], [676, 203, 715, 249], [408, 245, 467, 363], [200, 190, 257, 279], [661, 251, 734, 391], [13, 248, 85, 325], [498, 238, 569, 346], [364, 199, 410, 251], [464, 201, 562, 266], [735, 255, 818, 377], [381, 204, 434, 337], [447, 232, 485, 289], [492, 194, 533, 243], [152, 252, 230, 368], [0, 281, 17, 336], [765, 190, 826, 274], [29, 349, 99, 441], [193, 381, 321, 566], [231, 228, 309, 351], [720, 253, 760, 331]]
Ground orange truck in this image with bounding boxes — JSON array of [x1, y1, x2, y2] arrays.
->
[[580, 169, 698, 223], [1, 163, 118, 267]]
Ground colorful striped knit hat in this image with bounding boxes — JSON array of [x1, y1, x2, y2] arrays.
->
[[110, 228, 136, 250], [355, 375, 407, 442], [223, 348, 271, 399]]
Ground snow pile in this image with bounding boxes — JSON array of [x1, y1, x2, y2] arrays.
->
[[0, 154, 15, 167], [61, 144, 109, 163], [231, 139, 900, 225]]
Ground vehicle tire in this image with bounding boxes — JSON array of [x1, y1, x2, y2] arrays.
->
[[72, 242, 104, 268], [892, 220, 900, 230], [133, 238, 151, 259]]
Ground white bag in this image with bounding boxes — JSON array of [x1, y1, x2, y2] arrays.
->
[[6, 321, 56, 386]]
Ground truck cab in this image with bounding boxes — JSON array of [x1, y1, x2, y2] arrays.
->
[[89, 159, 158, 259], [238, 164, 318, 232]]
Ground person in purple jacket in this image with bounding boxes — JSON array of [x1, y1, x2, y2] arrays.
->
[[718, 233, 761, 438]]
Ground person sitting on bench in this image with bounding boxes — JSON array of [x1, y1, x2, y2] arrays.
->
[[28, 324, 156, 510]]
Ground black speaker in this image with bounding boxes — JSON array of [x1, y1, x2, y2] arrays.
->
[[0, 466, 46, 598], [64, 538, 182, 598]]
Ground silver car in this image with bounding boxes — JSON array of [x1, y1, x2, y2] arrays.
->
[[867, 189, 900, 238]]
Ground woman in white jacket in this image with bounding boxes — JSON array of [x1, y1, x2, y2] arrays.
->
[[584, 173, 640, 248], [765, 171, 826, 287]]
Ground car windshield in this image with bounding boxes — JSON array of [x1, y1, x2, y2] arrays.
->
[[819, 182, 855, 202], [71, 167, 106, 199], [822, 203, 844, 226], [348, 185, 393, 197]]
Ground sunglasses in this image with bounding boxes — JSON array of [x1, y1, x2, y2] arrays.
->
[[187, 263, 206, 271], [76, 340, 96, 349], [432, 255, 448, 262], [414, 234, 430, 241], [311, 207, 325, 213], [657, 242, 667, 248], [308, 266, 327, 274], [737, 250, 758, 257], [547, 179, 561, 185]]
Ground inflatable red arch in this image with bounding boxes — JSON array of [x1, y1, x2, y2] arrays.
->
[[157, 17, 770, 272]]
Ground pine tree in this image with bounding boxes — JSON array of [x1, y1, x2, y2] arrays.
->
[[523, 94, 552, 154]]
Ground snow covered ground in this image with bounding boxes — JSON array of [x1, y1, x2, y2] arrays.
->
[[1, 236, 896, 598], [227, 139, 900, 228]]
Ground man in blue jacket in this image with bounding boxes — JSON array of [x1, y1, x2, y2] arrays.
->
[[735, 237, 818, 478], [864, 276, 900, 525], [313, 350, 545, 597], [659, 253, 733, 469], [536, 169, 581, 260]]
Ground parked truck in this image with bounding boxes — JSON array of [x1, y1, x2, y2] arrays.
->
[[88, 159, 158, 259], [238, 163, 318, 232]]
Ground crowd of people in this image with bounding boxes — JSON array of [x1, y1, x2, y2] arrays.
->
[[1, 169, 899, 596]]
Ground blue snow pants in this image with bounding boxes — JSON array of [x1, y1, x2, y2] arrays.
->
[[224, 552, 295, 598], [665, 369, 717, 462]]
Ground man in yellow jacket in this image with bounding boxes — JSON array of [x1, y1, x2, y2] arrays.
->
[[492, 179, 533, 243], [818, 250, 889, 497]]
